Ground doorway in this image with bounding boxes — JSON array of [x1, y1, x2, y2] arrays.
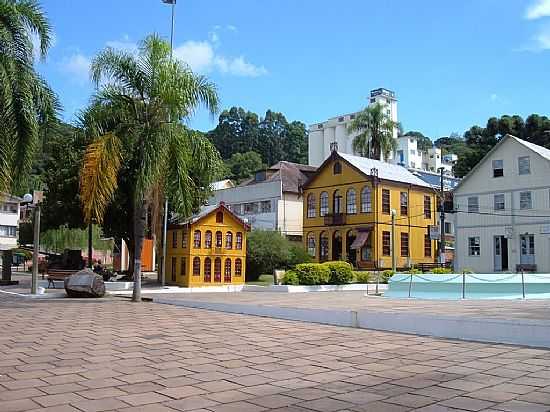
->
[[346, 230, 357, 267], [494, 235, 508, 272], [332, 231, 342, 261]]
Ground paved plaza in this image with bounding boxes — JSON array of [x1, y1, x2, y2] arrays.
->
[[1, 294, 550, 411]]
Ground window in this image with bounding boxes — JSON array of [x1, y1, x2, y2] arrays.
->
[[0, 225, 16, 237], [492, 159, 504, 177], [307, 194, 316, 218], [411, 161, 416, 169], [193, 257, 200, 276], [320, 192, 329, 216], [204, 258, 212, 282], [400, 192, 408, 216], [171, 257, 176, 282], [467, 196, 479, 213], [494, 194, 505, 211], [400, 233, 409, 257], [333, 162, 342, 175], [346, 189, 356, 214], [216, 231, 223, 248], [320, 232, 329, 260], [520, 191, 532, 210], [216, 211, 224, 223], [205, 231, 212, 248], [520, 234, 535, 264], [236, 232, 243, 250], [214, 258, 222, 282], [260, 200, 272, 213], [172, 231, 177, 248], [333, 190, 342, 214], [307, 233, 316, 257], [361, 186, 372, 213], [225, 232, 233, 249], [193, 230, 201, 248], [518, 156, 531, 175], [224, 259, 232, 282], [468, 237, 480, 256], [0, 202, 17, 214], [424, 234, 431, 257], [382, 231, 391, 256], [235, 258, 242, 277], [382, 189, 391, 214], [410, 149, 416, 156], [180, 257, 186, 277], [181, 231, 187, 248], [444, 222, 453, 234], [424, 196, 431, 219]]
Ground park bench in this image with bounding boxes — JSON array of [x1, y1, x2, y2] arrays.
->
[[46, 269, 78, 288]]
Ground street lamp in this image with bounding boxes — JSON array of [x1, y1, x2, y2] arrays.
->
[[23, 192, 41, 294]]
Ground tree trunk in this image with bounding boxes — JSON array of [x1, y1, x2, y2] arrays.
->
[[1, 250, 12, 282], [132, 198, 147, 302]]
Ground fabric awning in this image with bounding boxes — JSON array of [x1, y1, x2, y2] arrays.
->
[[351, 231, 370, 250]]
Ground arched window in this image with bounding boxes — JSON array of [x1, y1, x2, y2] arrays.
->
[[193, 230, 201, 248], [204, 258, 212, 282], [320, 232, 329, 261], [225, 232, 233, 249], [320, 192, 329, 216], [333, 161, 342, 175], [333, 190, 342, 214], [361, 186, 372, 213], [214, 258, 222, 282], [307, 233, 316, 257], [216, 211, 224, 223], [307, 194, 316, 218], [192, 257, 200, 276], [236, 232, 243, 250], [181, 231, 187, 248], [224, 258, 232, 282], [215, 231, 223, 248], [347, 189, 356, 214], [205, 231, 212, 248], [235, 258, 242, 277]]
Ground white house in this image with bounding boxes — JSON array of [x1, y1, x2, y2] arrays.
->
[[0, 193, 21, 251], [208, 161, 317, 239], [453, 135, 550, 273]]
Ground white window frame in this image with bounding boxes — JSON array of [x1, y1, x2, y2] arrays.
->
[[492, 159, 504, 178], [468, 237, 480, 256], [520, 191, 532, 210], [518, 156, 531, 175], [494, 194, 505, 211], [467, 196, 479, 213]]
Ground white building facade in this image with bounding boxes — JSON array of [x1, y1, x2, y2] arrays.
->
[[0, 194, 21, 251], [454, 135, 550, 273]]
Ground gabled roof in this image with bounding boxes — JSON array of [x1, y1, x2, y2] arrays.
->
[[170, 203, 250, 230], [453, 134, 550, 192], [240, 161, 317, 194]]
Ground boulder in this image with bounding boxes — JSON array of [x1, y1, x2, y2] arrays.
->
[[64, 269, 106, 298]]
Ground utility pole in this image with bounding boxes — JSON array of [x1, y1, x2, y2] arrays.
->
[[31, 203, 41, 294], [391, 209, 397, 272], [438, 167, 446, 266]]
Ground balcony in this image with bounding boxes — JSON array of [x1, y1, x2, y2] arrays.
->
[[324, 213, 346, 226]]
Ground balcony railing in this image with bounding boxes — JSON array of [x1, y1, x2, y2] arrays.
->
[[324, 213, 346, 226]]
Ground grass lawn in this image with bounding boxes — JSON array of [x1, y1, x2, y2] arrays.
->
[[246, 274, 275, 286]]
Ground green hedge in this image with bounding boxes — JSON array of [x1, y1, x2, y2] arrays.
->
[[280, 261, 356, 285], [294, 263, 330, 285], [430, 267, 452, 274], [354, 271, 371, 283], [281, 270, 299, 285], [323, 261, 353, 284]]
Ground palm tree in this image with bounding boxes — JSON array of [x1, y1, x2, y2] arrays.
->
[[347, 103, 398, 161], [0, 0, 57, 192], [79, 34, 223, 302]]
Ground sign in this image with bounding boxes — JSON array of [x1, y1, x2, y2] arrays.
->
[[429, 225, 440, 240]]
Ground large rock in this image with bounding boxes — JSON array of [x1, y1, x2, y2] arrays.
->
[[64, 269, 106, 298]]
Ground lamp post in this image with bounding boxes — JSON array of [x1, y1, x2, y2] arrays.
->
[[438, 167, 445, 266], [23, 193, 41, 294]]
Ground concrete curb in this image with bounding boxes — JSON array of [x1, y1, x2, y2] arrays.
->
[[154, 297, 550, 348]]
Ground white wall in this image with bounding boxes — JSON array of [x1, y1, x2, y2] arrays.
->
[[277, 193, 303, 237], [0, 196, 20, 251]]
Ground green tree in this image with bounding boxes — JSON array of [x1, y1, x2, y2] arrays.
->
[[79, 35, 223, 301], [403, 131, 433, 152], [348, 103, 398, 160], [208, 107, 259, 159], [0, 0, 57, 192], [225, 151, 264, 183], [283, 121, 308, 164]]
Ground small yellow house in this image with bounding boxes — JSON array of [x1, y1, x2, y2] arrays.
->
[[302, 150, 437, 270], [166, 203, 249, 286]]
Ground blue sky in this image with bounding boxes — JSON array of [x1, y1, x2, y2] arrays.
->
[[38, 0, 550, 140]]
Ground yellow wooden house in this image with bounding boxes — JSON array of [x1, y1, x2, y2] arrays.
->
[[302, 150, 438, 270], [166, 203, 249, 286]]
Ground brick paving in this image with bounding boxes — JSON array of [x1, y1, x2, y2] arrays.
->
[[1, 294, 550, 411]]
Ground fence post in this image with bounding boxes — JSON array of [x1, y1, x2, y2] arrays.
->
[[462, 272, 466, 299], [408, 274, 413, 298], [521, 269, 526, 299], [375, 272, 380, 295]]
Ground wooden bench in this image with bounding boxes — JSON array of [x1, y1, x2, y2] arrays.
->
[[46, 269, 77, 288]]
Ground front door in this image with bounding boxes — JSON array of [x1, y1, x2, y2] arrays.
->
[[494, 236, 509, 272]]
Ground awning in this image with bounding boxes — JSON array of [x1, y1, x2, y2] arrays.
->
[[351, 231, 370, 250]]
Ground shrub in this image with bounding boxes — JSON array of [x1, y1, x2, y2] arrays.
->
[[354, 271, 370, 284], [323, 261, 353, 284], [281, 270, 299, 285], [289, 244, 313, 266], [380, 270, 395, 284], [430, 267, 452, 274], [294, 263, 330, 285], [405, 268, 422, 275]]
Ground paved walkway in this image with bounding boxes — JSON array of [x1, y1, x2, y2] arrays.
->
[[2, 295, 550, 411]]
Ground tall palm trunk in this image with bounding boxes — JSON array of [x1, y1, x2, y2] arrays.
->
[[132, 199, 147, 302]]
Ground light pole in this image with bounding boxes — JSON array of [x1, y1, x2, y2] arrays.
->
[[23, 193, 41, 294], [438, 167, 445, 266]]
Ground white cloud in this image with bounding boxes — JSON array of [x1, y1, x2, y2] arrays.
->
[[519, 23, 550, 51], [215, 56, 267, 77], [60, 53, 91, 84], [106, 35, 138, 54], [526, 0, 550, 19], [490, 93, 498, 102], [226, 25, 237, 32]]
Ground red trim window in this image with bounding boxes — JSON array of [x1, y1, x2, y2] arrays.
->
[[171, 257, 176, 281], [216, 231, 223, 248], [180, 257, 186, 277], [181, 231, 187, 248], [224, 258, 232, 282], [205, 230, 212, 248], [204, 257, 212, 282], [192, 257, 200, 276], [225, 232, 233, 249], [235, 258, 242, 277], [216, 211, 224, 223], [172, 231, 177, 248], [193, 230, 201, 248], [236, 232, 243, 250], [214, 258, 222, 282]]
